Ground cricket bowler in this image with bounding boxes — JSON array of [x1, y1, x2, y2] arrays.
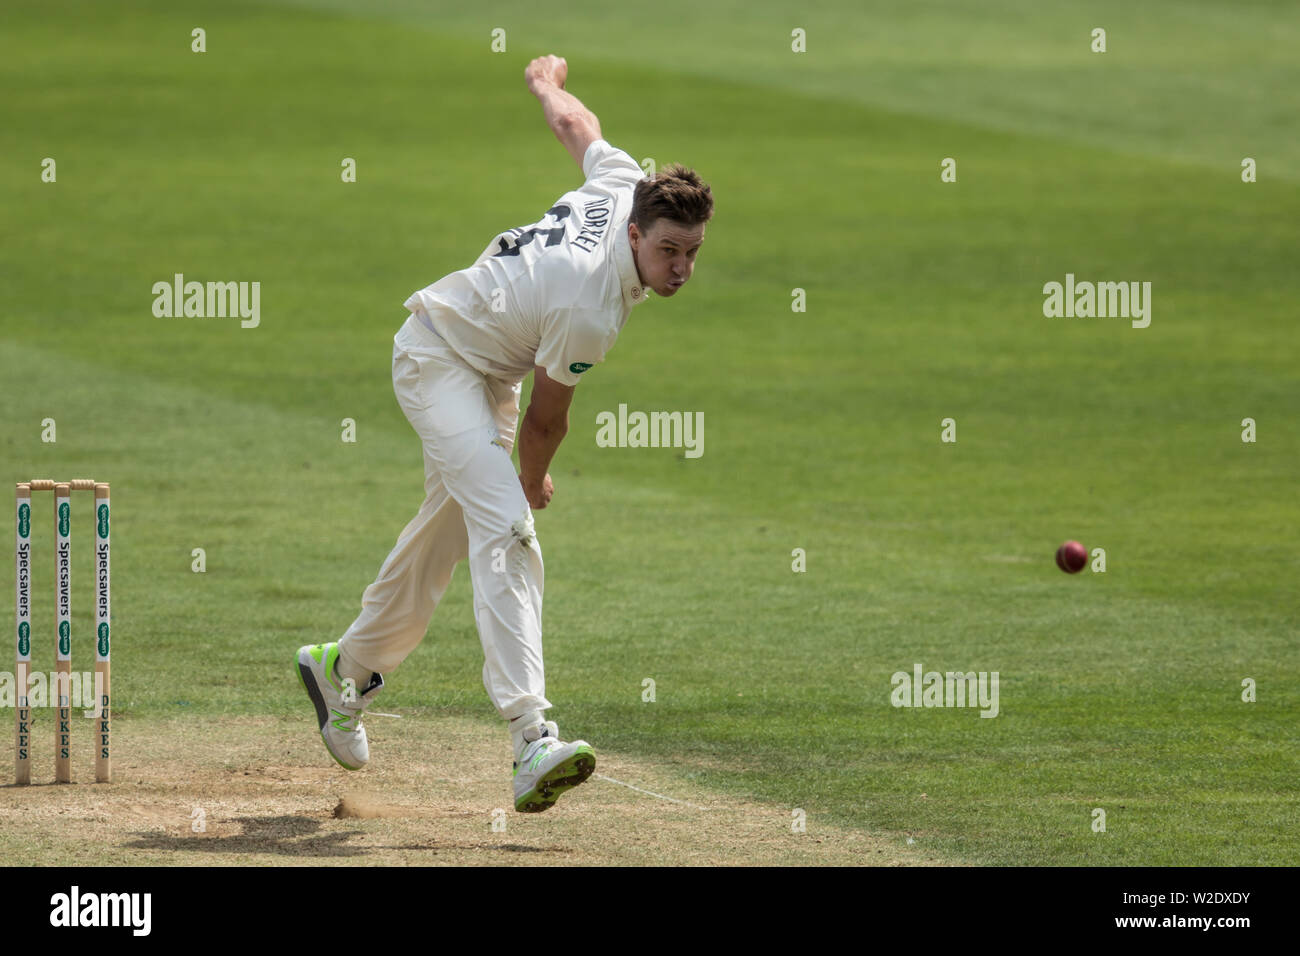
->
[[296, 55, 714, 812]]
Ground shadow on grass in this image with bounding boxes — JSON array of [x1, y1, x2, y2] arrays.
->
[[123, 815, 571, 858]]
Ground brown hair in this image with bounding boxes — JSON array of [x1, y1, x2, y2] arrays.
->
[[630, 163, 714, 232]]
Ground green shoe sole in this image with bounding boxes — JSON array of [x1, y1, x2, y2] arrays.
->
[[515, 746, 596, 813]]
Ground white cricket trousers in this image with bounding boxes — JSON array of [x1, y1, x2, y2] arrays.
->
[[337, 311, 551, 720]]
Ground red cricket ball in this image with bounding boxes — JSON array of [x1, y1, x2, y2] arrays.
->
[[1055, 540, 1087, 573]]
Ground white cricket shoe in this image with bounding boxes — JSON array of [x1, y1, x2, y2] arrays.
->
[[296, 642, 384, 771], [512, 720, 596, 813]]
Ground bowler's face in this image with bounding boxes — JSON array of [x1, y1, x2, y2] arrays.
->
[[630, 219, 705, 297]]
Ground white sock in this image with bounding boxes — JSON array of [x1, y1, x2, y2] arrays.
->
[[510, 710, 544, 762], [335, 644, 374, 689]]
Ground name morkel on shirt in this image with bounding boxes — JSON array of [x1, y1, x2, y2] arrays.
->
[[404, 139, 651, 388]]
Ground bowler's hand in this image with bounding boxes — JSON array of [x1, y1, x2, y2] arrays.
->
[[520, 472, 554, 510], [525, 55, 568, 94]]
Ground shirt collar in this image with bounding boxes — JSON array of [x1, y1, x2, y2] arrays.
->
[[616, 221, 650, 309]]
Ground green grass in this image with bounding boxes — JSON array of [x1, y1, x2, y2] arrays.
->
[[2, 0, 1297, 865]]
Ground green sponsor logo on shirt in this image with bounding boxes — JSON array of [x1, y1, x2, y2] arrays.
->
[[569, 362, 593, 374]]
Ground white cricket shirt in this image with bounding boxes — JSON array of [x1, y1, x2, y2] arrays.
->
[[404, 139, 651, 387]]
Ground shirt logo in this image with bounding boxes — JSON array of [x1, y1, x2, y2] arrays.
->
[[569, 362, 593, 374]]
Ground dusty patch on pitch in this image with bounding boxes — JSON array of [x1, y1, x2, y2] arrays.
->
[[0, 713, 935, 866]]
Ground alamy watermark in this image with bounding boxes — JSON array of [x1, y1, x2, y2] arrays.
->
[[152, 273, 260, 328], [49, 886, 151, 936], [890, 663, 999, 718], [595, 404, 703, 458], [1043, 273, 1151, 328], [0, 669, 106, 716]]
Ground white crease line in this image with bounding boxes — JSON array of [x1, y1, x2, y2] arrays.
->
[[594, 773, 712, 811]]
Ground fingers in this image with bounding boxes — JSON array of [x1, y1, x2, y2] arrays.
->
[[537, 478, 554, 510], [532, 482, 553, 510], [518, 474, 555, 510], [525, 54, 567, 88]]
